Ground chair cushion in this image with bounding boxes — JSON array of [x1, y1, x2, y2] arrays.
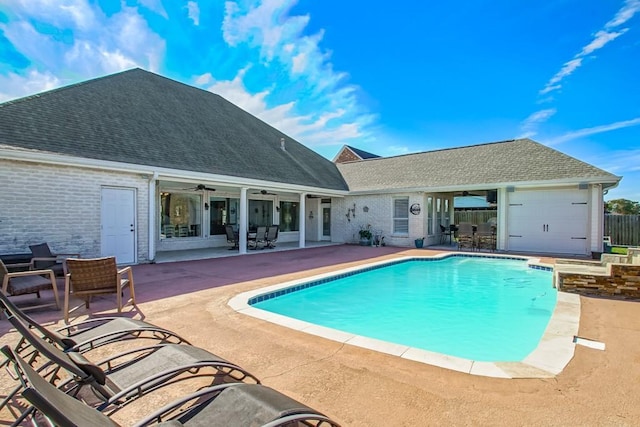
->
[[7, 275, 53, 296]]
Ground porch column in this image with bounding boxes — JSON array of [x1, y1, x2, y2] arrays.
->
[[148, 172, 158, 262], [239, 187, 248, 254], [299, 192, 306, 248]]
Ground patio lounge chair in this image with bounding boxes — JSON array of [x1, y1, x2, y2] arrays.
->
[[0, 307, 261, 422], [265, 225, 279, 249], [10, 349, 340, 427], [64, 257, 136, 324], [1, 259, 60, 311], [29, 243, 80, 277], [224, 224, 239, 250], [0, 290, 188, 359]]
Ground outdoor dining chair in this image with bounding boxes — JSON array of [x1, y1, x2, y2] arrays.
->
[[10, 349, 340, 427], [64, 257, 136, 324], [29, 243, 80, 277], [1, 259, 60, 311]]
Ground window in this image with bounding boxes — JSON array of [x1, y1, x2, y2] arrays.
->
[[160, 192, 202, 238], [393, 197, 409, 234], [279, 201, 299, 231], [209, 197, 239, 236], [248, 199, 273, 229]]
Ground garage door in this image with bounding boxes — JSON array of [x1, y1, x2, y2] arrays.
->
[[507, 189, 588, 255]]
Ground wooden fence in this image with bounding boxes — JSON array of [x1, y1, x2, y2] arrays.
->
[[605, 214, 640, 246], [454, 210, 497, 225], [453, 211, 639, 246]]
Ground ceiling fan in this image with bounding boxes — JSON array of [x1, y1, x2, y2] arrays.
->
[[179, 184, 216, 191], [252, 189, 277, 195]]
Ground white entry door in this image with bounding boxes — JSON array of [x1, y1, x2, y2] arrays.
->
[[101, 187, 136, 264]]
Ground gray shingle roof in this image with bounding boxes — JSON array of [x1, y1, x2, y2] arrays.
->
[[337, 139, 620, 192], [0, 68, 348, 191], [345, 145, 380, 159]]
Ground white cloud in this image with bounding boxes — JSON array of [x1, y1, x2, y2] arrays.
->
[[518, 108, 557, 138], [201, 68, 372, 147], [605, 0, 640, 28], [0, 2, 165, 100], [186, 1, 200, 26], [138, 0, 168, 18], [0, 70, 61, 103], [546, 117, 640, 146], [539, 1, 640, 97]]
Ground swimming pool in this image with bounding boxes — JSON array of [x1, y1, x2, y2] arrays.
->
[[229, 253, 581, 378], [252, 256, 554, 361]]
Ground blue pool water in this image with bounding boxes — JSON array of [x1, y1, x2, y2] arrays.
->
[[252, 256, 556, 361]]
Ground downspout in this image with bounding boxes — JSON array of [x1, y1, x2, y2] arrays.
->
[[148, 172, 158, 263]]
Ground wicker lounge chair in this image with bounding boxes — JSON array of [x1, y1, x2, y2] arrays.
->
[[1, 259, 60, 311], [29, 243, 80, 277], [64, 257, 136, 324], [0, 308, 260, 423], [10, 350, 340, 427]]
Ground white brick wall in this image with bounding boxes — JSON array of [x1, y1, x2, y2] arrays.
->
[[0, 159, 150, 261], [332, 193, 426, 247]]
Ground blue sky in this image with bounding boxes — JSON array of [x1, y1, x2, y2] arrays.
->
[[1, 0, 638, 201]]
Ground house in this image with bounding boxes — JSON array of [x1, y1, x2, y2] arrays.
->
[[0, 69, 621, 262], [333, 145, 380, 163]]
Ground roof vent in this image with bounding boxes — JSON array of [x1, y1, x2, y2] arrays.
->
[[280, 138, 286, 151]]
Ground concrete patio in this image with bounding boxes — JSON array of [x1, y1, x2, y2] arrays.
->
[[1, 245, 640, 426]]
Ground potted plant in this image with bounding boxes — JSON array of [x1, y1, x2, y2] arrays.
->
[[414, 237, 425, 248], [358, 224, 373, 246]]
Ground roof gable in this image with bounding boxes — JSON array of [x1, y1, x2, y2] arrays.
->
[[0, 68, 348, 191]]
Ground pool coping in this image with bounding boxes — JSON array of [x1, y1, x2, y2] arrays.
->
[[228, 252, 580, 379]]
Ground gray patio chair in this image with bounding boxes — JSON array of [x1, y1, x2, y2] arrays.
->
[[224, 224, 239, 250], [10, 349, 340, 427], [0, 305, 260, 423], [29, 243, 80, 277], [0, 290, 188, 358], [248, 226, 267, 250], [1, 259, 60, 311], [265, 224, 279, 249]]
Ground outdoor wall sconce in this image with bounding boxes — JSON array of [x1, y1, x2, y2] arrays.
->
[[204, 202, 209, 210], [309, 211, 314, 220]]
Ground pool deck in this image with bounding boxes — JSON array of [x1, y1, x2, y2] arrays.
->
[[2, 245, 640, 426]]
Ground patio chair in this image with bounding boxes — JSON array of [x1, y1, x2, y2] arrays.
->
[[439, 224, 453, 245], [475, 222, 496, 252], [11, 350, 340, 427], [0, 290, 188, 359], [457, 222, 475, 251], [0, 308, 261, 422], [1, 259, 60, 311], [248, 226, 267, 250], [64, 257, 136, 324], [265, 224, 279, 249], [29, 243, 80, 277], [224, 224, 239, 250]]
